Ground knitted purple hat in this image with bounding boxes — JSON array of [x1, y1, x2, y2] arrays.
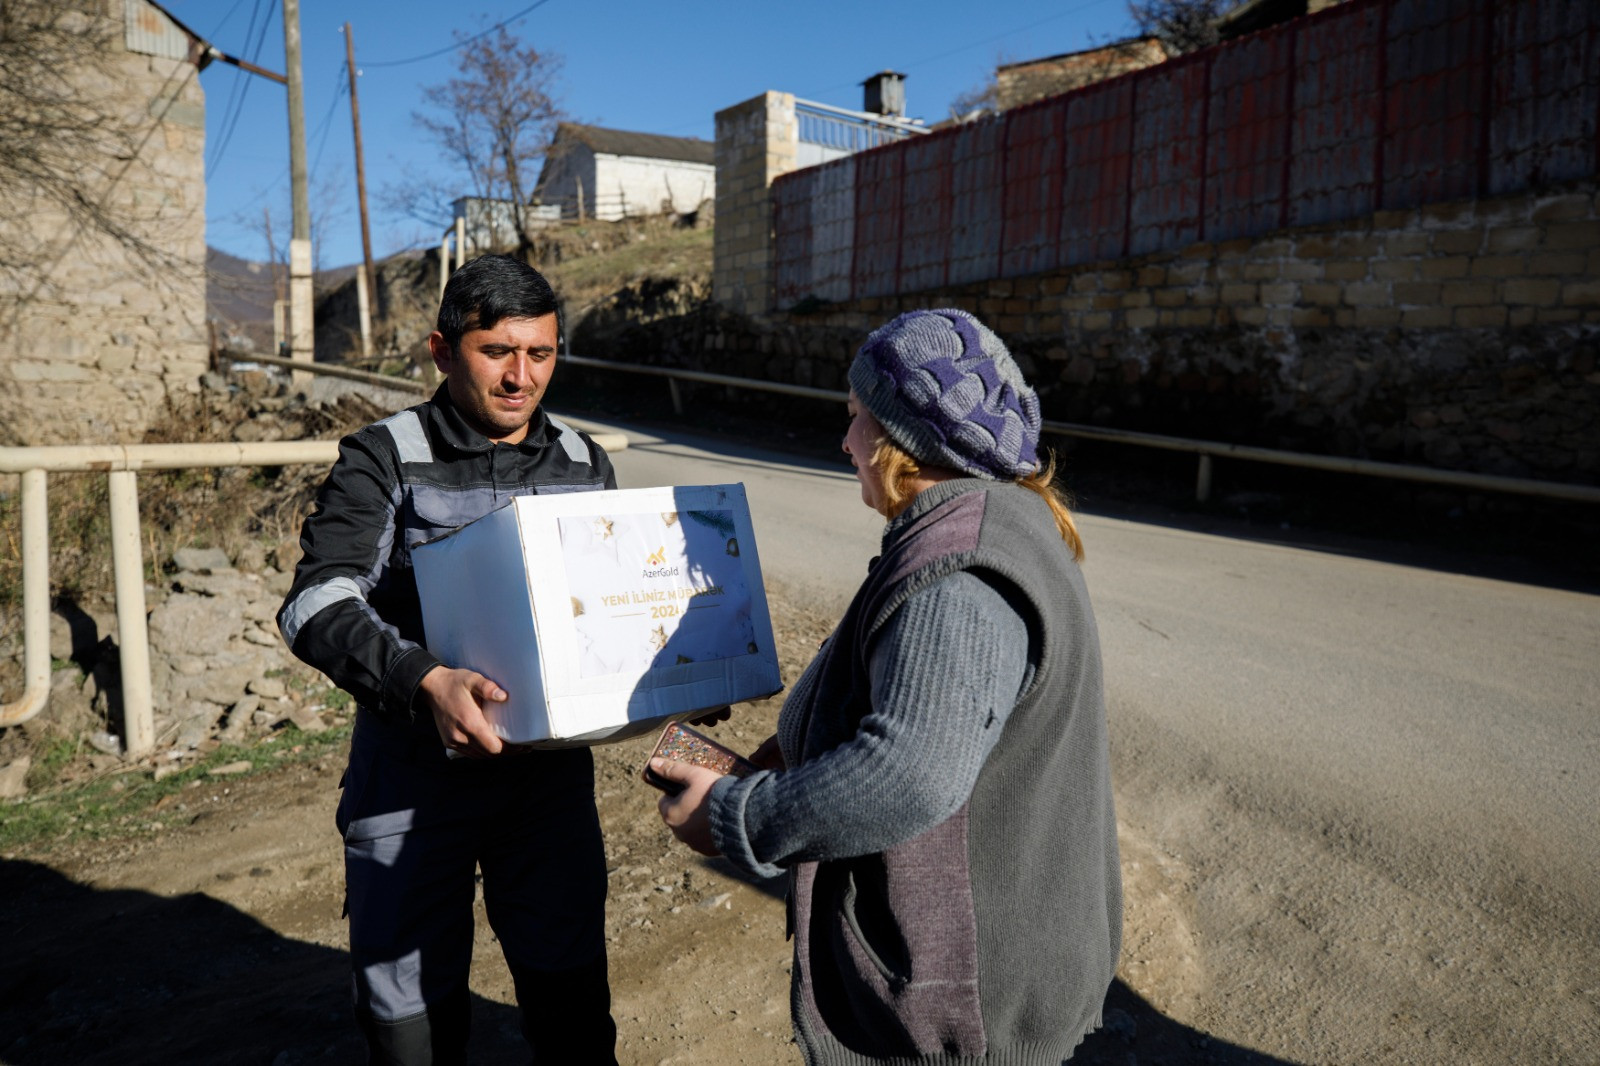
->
[[848, 309, 1041, 480]]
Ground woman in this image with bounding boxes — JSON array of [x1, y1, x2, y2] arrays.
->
[[652, 308, 1122, 1065]]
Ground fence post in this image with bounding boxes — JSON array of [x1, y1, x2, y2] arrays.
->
[[108, 470, 155, 757], [0, 470, 49, 726], [1196, 454, 1214, 503]]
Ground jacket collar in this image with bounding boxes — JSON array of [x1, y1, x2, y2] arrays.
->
[[880, 476, 996, 551], [424, 383, 556, 455]]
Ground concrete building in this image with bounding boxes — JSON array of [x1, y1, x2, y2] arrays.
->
[[534, 123, 715, 222]]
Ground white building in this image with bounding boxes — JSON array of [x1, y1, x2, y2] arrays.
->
[[534, 123, 714, 222]]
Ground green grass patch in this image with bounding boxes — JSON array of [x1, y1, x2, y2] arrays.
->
[[24, 734, 86, 792], [0, 719, 352, 856]]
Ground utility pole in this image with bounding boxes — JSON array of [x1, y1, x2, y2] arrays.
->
[[282, 0, 313, 387], [344, 22, 376, 360]]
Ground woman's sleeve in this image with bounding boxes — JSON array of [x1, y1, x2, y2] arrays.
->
[[709, 570, 1030, 880]]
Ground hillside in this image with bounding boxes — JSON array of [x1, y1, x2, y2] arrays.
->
[[208, 214, 714, 365]]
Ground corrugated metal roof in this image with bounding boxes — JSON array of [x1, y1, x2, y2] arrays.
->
[[125, 0, 198, 63], [555, 123, 714, 165]]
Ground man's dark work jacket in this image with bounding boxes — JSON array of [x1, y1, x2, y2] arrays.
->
[[276, 385, 616, 748]]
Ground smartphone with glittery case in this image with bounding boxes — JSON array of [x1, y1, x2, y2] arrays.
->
[[642, 721, 759, 796]]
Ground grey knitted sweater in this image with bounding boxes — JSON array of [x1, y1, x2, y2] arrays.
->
[[709, 478, 1121, 1065]]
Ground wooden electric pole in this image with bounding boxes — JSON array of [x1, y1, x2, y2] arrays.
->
[[282, 0, 313, 386], [344, 22, 376, 360]]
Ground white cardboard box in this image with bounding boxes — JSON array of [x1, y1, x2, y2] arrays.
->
[[412, 483, 782, 747]]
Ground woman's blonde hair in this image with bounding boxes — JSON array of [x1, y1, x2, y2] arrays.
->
[[870, 437, 1085, 561]]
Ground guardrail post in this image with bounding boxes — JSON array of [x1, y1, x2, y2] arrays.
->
[[668, 377, 685, 416], [1196, 454, 1214, 503], [108, 470, 155, 757], [0, 469, 50, 726]]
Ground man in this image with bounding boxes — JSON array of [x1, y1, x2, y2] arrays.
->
[[278, 254, 619, 1063]]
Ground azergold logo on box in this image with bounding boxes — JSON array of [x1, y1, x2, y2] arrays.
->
[[646, 546, 667, 566]]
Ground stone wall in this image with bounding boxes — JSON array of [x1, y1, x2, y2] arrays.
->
[[0, 3, 208, 447], [712, 93, 796, 319], [995, 38, 1167, 111], [624, 183, 1600, 483]]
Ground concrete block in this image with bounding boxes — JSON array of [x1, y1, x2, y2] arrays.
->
[[1469, 255, 1526, 278], [1431, 231, 1483, 255], [1419, 258, 1471, 280], [1503, 279, 1561, 307], [1542, 221, 1600, 250], [1563, 280, 1600, 306], [1454, 306, 1507, 328], [1126, 308, 1159, 329], [1324, 260, 1369, 281], [1526, 252, 1588, 275], [1280, 261, 1324, 280], [1392, 282, 1442, 306], [1440, 281, 1498, 307], [1333, 236, 1383, 258], [1400, 308, 1453, 328], [1153, 288, 1188, 307], [1371, 260, 1418, 281], [1293, 236, 1338, 257], [1383, 233, 1431, 256], [1486, 226, 1542, 253], [1344, 282, 1391, 307], [1353, 307, 1402, 327], [1301, 282, 1341, 306], [1259, 282, 1298, 305], [1220, 283, 1257, 304]]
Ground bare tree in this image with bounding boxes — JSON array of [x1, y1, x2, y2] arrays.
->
[[397, 25, 565, 255], [0, 0, 185, 300], [949, 76, 1000, 122], [1129, 0, 1244, 55]]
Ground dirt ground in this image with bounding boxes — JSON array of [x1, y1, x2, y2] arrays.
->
[[0, 577, 1253, 1066]]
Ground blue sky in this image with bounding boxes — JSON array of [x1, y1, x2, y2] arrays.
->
[[167, 0, 1139, 268]]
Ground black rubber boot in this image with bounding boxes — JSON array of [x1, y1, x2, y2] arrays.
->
[[356, 987, 471, 1066]]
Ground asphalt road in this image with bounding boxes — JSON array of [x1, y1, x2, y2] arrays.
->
[[601, 418, 1600, 1062]]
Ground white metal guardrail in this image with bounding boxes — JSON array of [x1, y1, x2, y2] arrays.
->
[[560, 353, 1600, 506], [0, 442, 340, 753], [0, 362, 627, 753]]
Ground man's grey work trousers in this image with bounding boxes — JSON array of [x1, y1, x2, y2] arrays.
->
[[337, 713, 617, 1064]]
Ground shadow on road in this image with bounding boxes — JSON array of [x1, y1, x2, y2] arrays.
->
[[0, 859, 530, 1065]]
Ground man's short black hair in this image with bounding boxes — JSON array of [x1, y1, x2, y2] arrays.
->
[[435, 254, 561, 351]]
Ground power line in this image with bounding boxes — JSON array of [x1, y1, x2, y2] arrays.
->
[[201, 0, 253, 38], [800, 0, 1123, 103], [206, 0, 278, 174], [362, 0, 556, 68], [225, 62, 348, 217]]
